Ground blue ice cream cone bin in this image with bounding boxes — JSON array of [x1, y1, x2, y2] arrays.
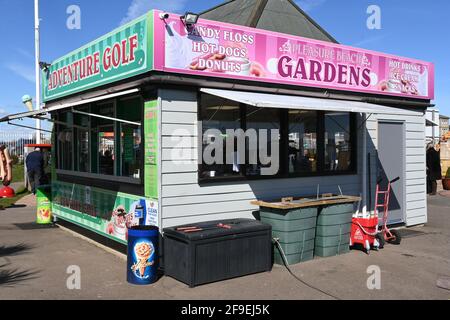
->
[[127, 226, 159, 285]]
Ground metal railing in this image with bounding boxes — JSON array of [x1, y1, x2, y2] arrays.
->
[[0, 131, 51, 162]]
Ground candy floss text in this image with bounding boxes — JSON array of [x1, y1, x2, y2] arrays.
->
[[47, 34, 139, 91]]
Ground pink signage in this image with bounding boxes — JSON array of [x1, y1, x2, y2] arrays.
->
[[153, 11, 434, 100]]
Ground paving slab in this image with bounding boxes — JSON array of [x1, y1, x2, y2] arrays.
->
[[0, 194, 449, 300]]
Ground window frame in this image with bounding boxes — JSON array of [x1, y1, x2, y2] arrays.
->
[[53, 94, 145, 186], [197, 93, 358, 184]]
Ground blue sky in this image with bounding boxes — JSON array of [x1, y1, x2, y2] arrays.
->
[[0, 0, 449, 131]]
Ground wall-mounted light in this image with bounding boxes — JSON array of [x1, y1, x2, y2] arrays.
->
[[39, 61, 51, 72], [180, 12, 199, 31], [159, 12, 170, 20]]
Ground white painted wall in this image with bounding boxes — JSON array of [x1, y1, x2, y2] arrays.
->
[[158, 88, 428, 228]]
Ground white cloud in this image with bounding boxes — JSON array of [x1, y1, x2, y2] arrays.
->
[[296, 0, 327, 12], [0, 108, 6, 115], [120, 0, 189, 25], [6, 63, 36, 83], [15, 48, 34, 60], [352, 35, 386, 48]]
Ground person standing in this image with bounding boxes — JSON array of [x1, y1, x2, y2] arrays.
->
[[26, 147, 44, 195], [426, 143, 442, 195]]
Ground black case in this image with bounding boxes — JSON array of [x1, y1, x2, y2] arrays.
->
[[163, 219, 273, 288]]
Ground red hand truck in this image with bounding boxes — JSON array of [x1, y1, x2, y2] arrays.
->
[[350, 176, 402, 254]]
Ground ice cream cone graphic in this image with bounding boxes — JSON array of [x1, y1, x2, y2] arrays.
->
[[132, 242, 153, 277]]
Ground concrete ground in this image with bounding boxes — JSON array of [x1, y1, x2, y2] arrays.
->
[[0, 193, 449, 300]]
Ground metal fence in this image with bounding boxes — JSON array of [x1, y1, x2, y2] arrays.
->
[[0, 131, 51, 162]]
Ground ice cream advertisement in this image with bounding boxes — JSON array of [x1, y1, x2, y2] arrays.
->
[[153, 11, 434, 100], [51, 182, 159, 244], [130, 241, 155, 279]]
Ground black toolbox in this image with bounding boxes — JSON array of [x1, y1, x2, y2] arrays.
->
[[163, 219, 273, 287]]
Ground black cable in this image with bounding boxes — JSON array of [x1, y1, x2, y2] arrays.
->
[[273, 238, 341, 300]]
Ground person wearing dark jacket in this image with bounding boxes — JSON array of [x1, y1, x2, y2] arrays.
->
[[426, 143, 442, 195], [26, 147, 44, 195]]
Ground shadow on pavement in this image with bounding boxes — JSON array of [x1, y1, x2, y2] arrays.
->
[[0, 244, 34, 258], [6, 205, 28, 209], [0, 263, 40, 287], [57, 220, 127, 255]]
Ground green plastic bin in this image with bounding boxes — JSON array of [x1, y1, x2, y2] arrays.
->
[[314, 203, 354, 257], [36, 185, 52, 225], [260, 207, 319, 265]]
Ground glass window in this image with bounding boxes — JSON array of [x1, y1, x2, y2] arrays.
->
[[118, 96, 143, 179], [54, 95, 144, 182], [245, 106, 281, 177], [200, 95, 242, 179], [324, 112, 353, 172], [92, 102, 115, 176], [57, 112, 73, 171], [288, 110, 318, 174], [74, 109, 90, 172]]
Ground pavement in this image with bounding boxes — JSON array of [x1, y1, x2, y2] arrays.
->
[[0, 193, 449, 300]]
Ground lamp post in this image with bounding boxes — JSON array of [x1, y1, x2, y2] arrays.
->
[[34, 0, 41, 144]]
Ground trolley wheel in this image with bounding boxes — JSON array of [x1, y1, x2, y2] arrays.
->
[[387, 229, 402, 245], [376, 233, 385, 249]]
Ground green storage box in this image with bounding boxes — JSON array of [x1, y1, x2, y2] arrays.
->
[[260, 207, 318, 265], [315, 204, 354, 257]]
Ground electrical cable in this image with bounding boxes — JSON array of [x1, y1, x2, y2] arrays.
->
[[273, 238, 341, 300]]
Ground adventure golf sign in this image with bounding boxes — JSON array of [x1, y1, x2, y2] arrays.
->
[[42, 10, 434, 102], [42, 13, 153, 101]]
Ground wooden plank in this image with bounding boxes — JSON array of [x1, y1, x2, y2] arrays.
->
[[251, 195, 361, 210]]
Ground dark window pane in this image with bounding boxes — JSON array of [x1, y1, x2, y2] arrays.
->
[[324, 112, 352, 171], [74, 109, 90, 172], [288, 110, 318, 174], [200, 94, 241, 178], [57, 112, 73, 170], [245, 106, 281, 177], [93, 103, 115, 176], [118, 97, 142, 179]]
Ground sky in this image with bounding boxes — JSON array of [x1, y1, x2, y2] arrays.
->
[[0, 0, 449, 131]]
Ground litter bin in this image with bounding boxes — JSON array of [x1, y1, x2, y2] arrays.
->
[[260, 207, 318, 265], [127, 226, 159, 285], [36, 185, 52, 225], [315, 203, 355, 257]]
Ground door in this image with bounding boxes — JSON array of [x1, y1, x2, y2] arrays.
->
[[377, 121, 405, 224]]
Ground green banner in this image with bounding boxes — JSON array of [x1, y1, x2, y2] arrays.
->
[[144, 100, 159, 198], [52, 181, 158, 244], [42, 12, 153, 102]]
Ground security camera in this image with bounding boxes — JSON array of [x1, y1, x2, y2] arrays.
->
[[159, 12, 170, 20]]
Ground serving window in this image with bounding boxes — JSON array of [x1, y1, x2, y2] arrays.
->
[[54, 95, 143, 184], [199, 93, 357, 182]]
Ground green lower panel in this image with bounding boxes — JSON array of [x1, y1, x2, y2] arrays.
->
[[274, 250, 314, 265], [272, 228, 316, 243], [315, 244, 351, 257], [277, 239, 315, 255], [315, 233, 351, 247], [316, 223, 352, 237]]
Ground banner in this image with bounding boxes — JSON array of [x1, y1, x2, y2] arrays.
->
[[42, 13, 153, 102], [52, 181, 158, 244], [153, 11, 434, 100]]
